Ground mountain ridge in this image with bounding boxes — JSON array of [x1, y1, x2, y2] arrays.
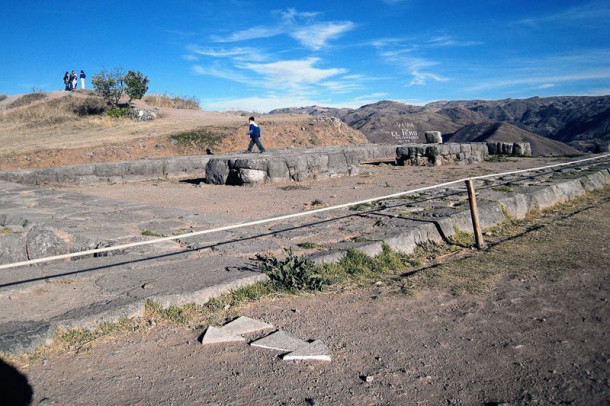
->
[[270, 95, 610, 155]]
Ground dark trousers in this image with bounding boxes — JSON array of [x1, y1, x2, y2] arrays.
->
[[247, 137, 266, 152]]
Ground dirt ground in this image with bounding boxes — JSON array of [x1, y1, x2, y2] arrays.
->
[[6, 185, 609, 405]]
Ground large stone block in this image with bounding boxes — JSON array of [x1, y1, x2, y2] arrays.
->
[[0, 233, 27, 265], [25, 226, 69, 260], [205, 159, 230, 185], [230, 158, 268, 171], [425, 131, 443, 144], [238, 169, 266, 185], [267, 159, 290, 182]]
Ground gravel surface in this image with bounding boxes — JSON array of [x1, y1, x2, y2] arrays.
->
[[10, 185, 609, 405]]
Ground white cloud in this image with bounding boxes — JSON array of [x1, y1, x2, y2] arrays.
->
[[240, 57, 347, 89], [182, 54, 199, 61]]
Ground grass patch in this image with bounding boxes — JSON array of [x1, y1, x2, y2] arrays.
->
[[169, 128, 224, 150], [297, 241, 318, 249], [448, 228, 474, 247], [143, 93, 200, 110], [0, 227, 14, 235], [321, 243, 421, 285], [141, 229, 164, 237], [350, 202, 374, 211], [492, 183, 517, 193]]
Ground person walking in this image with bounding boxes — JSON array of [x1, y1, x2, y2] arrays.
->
[[79, 70, 86, 89], [63, 72, 70, 90], [245, 116, 266, 153]]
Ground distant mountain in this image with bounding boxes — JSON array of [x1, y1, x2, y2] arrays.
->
[[446, 122, 582, 156], [270, 95, 610, 155]]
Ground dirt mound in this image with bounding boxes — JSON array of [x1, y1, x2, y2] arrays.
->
[[446, 122, 582, 156]]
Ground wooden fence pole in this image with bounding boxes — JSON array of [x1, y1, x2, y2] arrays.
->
[[465, 179, 485, 249]]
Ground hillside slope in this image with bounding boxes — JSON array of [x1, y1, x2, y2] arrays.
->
[[446, 122, 582, 156], [0, 92, 367, 170]]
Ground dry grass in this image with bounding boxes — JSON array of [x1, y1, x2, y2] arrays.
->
[[143, 93, 200, 110], [0, 94, 107, 127], [6, 92, 47, 109]]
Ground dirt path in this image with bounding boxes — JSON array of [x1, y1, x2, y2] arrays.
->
[[9, 188, 609, 405]]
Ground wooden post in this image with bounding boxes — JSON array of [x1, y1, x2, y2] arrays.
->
[[465, 179, 485, 249]]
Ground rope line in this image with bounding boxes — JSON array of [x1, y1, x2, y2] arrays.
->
[[1, 153, 608, 271]]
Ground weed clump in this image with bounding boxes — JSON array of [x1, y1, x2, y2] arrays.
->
[[260, 250, 327, 292]]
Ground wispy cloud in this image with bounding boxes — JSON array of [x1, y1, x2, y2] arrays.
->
[[211, 8, 355, 50], [518, 0, 610, 26], [427, 35, 482, 48], [187, 45, 267, 62], [378, 48, 448, 86], [191, 65, 251, 85]]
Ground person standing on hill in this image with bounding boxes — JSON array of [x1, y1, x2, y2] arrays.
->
[[70, 70, 77, 90], [245, 116, 266, 153], [79, 70, 86, 89], [63, 72, 70, 90]]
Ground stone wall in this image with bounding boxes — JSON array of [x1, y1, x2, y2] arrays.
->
[[396, 143, 489, 166], [205, 144, 399, 185], [487, 142, 532, 156], [0, 142, 534, 186]]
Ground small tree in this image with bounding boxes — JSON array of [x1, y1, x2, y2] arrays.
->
[[123, 70, 149, 103], [91, 68, 125, 106], [91, 68, 149, 106]]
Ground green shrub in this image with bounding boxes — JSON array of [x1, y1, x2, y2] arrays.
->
[[260, 250, 327, 292], [104, 106, 130, 118]]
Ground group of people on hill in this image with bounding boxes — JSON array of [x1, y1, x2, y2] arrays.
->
[[63, 70, 86, 91]]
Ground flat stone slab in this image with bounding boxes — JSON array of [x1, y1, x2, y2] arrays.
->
[[222, 316, 274, 336], [200, 326, 245, 345], [282, 340, 331, 362], [250, 330, 308, 352], [201, 317, 274, 345]]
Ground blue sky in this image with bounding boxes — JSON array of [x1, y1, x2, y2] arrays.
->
[[1, 0, 609, 111]]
